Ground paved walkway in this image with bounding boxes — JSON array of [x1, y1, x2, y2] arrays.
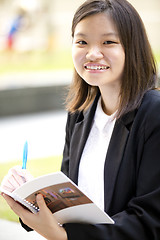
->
[[0, 110, 67, 162], [0, 70, 69, 163], [0, 69, 72, 90], [0, 219, 46, 240]]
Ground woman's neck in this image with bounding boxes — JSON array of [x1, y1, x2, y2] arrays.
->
[[99, 86, 120, 116]]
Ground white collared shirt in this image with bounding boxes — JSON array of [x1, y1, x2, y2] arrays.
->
[[78, 98, 116, 210]]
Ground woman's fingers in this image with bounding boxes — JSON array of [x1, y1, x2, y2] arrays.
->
[[1, 193, 67, 240], [1, 165, 34, 193], [1, 173, 21, 192], [12, 166, 34, 182], [1, 193, 28, 219]]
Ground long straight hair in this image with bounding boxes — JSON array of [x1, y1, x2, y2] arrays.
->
[[66, 0, 157, 118]]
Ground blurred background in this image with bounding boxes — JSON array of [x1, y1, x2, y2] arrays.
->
[[0, 0, 160, 232], [0, 0, 159, 160]]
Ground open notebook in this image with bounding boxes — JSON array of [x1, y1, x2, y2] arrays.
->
[[0, 171, 114, 225]]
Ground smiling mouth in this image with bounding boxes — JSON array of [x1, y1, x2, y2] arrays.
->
[[84, 65, 110, 70]]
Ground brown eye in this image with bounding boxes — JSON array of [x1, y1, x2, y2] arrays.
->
[[77, 40, 87, 45], [104, 41, 116, 44]]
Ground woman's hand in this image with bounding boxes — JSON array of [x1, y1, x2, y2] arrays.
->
[[1, 165, 34, 192], [1, 193, 68, 240]]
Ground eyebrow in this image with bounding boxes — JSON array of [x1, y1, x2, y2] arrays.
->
[[74, 32, 118, 37], [102, 33, 118, 37]]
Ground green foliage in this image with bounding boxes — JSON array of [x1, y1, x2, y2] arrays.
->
[[0, 50, 73, 74], [0, 155, 62, 222]]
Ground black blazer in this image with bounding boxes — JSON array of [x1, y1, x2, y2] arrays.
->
[[61, 90, 160, 240]]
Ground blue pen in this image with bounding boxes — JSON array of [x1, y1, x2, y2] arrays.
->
[[22, 141, 28, 169]]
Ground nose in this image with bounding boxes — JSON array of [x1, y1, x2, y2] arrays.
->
[[86, 46, 103, 61]]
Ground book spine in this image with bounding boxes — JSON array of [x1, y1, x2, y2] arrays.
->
[[14, 193, 39, 214]]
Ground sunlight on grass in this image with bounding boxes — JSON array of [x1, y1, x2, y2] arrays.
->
[[0, 50, 73, 75], [154, 52, 160, 70], [0, 155, 62, 222]]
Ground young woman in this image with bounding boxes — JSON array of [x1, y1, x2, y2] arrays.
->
[[1, 0, 160, 239]]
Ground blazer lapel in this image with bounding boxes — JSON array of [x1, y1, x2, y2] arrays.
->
[[104, 111, 136, 212], [69, 94, 99, 183]]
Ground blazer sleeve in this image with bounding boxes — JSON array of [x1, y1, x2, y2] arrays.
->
[[62, 104, 160, 239]]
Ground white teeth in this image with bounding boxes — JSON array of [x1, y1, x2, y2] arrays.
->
[[85, 66, 109, 70]]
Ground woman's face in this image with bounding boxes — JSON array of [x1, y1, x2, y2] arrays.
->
[[72, 12, 125, 93]]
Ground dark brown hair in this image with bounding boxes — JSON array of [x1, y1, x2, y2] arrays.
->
[[66, 0, 157, 118]]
